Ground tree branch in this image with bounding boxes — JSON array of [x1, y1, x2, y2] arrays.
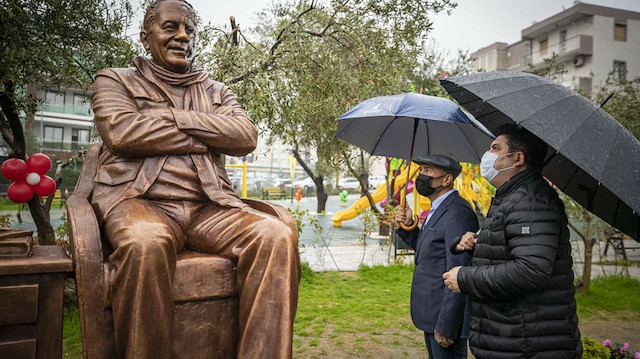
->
[[72, 56, 96, 83], [0, 110, 15, 149], [292, 147, 316, 180], [341, 150, 381, 216], [568, 218, 586, 240], [228, 1, 317, 84]]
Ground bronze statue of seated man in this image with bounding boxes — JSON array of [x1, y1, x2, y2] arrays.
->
[[90, 0, 300, 357]]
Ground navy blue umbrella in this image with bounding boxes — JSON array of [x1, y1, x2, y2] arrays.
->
[[335, 93, 494, 230], [335, 93, 493, 163]]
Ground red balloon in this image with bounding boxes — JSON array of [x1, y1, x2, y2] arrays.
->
[[33, 175, 56, 196], [1, 158, 28, 182], [7, 181, 34, 203], [26, 153, 52, 175]]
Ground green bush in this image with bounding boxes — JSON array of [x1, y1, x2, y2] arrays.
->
[[581, 336, 609, 359]]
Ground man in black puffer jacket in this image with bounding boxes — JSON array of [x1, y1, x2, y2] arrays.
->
[[442, 124, 582, 359]]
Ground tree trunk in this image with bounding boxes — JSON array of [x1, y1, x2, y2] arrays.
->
[[291, 148, 327, 213], [579, 215, 593, 294], [315, 179, 328, 213], [25, 83, 36, 132], [27, 193, 55, 245], [580, 238, 593, 294], [379, 222, 389, 236], [568, 214, 593, 294]]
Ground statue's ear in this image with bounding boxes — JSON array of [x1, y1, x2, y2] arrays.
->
[[140, 30, 150, 51]]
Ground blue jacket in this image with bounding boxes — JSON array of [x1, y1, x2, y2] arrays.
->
[[397, 191, 478, 339]]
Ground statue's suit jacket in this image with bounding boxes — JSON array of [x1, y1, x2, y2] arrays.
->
[[90, 65, 257, 221], [397, 191, 478, 339]]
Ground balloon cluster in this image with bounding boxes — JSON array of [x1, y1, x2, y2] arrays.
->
[[1, 154, 56, 203]]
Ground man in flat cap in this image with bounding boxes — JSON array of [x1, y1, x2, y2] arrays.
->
[[395, 154, 478, 359]]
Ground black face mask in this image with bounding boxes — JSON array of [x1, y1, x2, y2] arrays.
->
[[415, 173, 446, 197]]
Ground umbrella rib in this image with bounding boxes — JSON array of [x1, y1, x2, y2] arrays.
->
[[455, 123, 484, 162], [370, 116, 400, 156], [425, 119, 430, 154], [555, 159, 581, 193], [557, 106, 600, 147]]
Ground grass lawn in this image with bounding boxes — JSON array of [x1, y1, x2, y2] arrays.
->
[[62, 265, 640, 358], [575, 275, 640, 320], [0, 198, 66, 211]]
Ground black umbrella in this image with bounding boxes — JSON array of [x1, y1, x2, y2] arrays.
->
[[441, 71, 640, 241]]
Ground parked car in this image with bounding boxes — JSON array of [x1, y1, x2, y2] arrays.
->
[[272, 178, 292, 189], [293, 177, 319, 191], [368, 176, 387, 190], [338, 177, 360, 190]]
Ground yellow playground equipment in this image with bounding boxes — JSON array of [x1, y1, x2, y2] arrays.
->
[[331, 162, 493, 227]]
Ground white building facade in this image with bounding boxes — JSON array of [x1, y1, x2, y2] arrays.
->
[[471, 3, 640, 94]]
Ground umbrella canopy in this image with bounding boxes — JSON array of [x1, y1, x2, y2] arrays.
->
[[335, 93, 493, 163], [441, 71, 640, 241]]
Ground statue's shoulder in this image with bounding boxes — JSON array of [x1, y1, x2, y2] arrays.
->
[[94, 67, 154, 97], [96, 67, 141, 82], [206, 79, 234, 94]]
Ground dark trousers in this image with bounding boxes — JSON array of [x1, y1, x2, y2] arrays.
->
[[424, 332, 467, 359]]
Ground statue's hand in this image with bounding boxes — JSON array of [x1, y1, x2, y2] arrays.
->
[[214, 105, 234, 116]]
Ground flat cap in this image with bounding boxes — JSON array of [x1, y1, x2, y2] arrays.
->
[[413, 154, 462, 178]]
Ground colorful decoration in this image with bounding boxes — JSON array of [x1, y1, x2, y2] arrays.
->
[[2, 153, 56, 203]]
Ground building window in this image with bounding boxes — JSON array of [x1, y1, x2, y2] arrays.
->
[[73, 94, 90, 108], [72, 128, 90, 144], [539, 38, 548, 56], [560, 30, 567, 53], [45, 91, 65, 105], [614, 20, 627, 42], [43, 126, 64, 150], [613, 61, 627, 81]]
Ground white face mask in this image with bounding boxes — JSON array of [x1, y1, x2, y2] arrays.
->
[[480, 151, 516, 182]]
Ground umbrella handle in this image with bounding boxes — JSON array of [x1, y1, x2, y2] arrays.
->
[[398, 214, 419, 231]]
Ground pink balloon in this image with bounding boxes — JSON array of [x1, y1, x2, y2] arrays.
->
[[1, 158, 28, 182], [7, 181, 34, 203], [33, 175, 56, 196], [26, 153, 52, 175]]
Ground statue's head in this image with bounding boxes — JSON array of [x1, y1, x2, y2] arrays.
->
[[140, 0, 198, 73]]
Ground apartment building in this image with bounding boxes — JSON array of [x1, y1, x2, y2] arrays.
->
[[32, 87, 94, 159], [471, 2, 640, 94]]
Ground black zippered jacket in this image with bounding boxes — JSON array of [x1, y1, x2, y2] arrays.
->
[[457, 168, 582, 359]]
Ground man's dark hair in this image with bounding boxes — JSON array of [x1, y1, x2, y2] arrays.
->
[[143, 0, 197, 32], [496, 124, 547, 167]]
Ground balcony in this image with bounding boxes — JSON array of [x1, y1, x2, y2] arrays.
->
[[522, 34, 593, 69], [42, 104, 93, 117], [41, 141, 90, 151]]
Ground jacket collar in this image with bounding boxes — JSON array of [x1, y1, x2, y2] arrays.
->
[[495, 167, 542, 198], [424, 190, 460, 227]]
